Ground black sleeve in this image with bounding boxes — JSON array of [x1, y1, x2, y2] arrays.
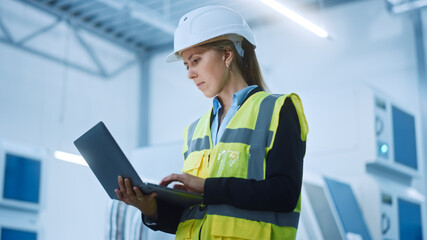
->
[[203, 97, 306, 212], [141, 199, 184, 234]]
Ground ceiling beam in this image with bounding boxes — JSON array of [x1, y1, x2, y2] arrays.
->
[[387, 0, 427, 14], [98, 0, 175, 35]]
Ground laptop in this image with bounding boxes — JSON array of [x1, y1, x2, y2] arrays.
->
[[73, 121, 203, 208]]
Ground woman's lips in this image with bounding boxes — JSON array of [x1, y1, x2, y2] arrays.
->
[[197, 82, 204, 88]]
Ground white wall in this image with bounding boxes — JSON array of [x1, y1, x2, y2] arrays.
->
[[0, 0, 140, 239]]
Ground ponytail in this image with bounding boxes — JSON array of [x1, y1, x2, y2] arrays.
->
[[239, 39, 268, 91]]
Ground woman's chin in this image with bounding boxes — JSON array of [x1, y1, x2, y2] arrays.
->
[[201, 90, 215, 98]]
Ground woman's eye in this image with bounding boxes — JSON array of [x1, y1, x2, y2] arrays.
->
[[184, 58, 200, 70]]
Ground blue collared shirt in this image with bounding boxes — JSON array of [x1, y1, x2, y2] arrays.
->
[[211, 85, 258, 146]]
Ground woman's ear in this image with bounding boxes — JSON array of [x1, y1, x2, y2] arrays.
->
[[223, 47, 234, 67]]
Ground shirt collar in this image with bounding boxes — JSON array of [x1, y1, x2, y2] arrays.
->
[[212, 85, 258, 115]]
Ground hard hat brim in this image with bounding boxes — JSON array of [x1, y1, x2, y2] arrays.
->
[[165, 51, 181, 63], [165, 35, 247, 63]]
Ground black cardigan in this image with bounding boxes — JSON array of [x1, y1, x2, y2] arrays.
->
[[143, 87, 306, 234]]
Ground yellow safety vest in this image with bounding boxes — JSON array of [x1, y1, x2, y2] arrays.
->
[[176, 91, 308, 240]]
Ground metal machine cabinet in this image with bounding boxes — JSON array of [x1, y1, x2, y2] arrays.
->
[[0, 210, 40, 240], [0, 140, 46, 212], [368, 91, 419, 184], [302, 82, 422, 184], [300, 172, 372, 240], [0, 140, 45, 240], [356, 176, 424, 240], [300, 172, 425, 240]]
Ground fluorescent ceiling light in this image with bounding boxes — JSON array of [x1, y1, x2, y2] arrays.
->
[[259, 0, 329, 38], [54, 151, 88, 166]]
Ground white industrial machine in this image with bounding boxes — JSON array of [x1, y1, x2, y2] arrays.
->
[[300, 172, 425, 240], [300, 172, 372, 240], [303, 82, 422, 183], [356, 175, 424, 240], [0, 209, 40, 240], [0, 140, 45, 240], [0, 140, 45, 212], [368, 88, 419, 184]]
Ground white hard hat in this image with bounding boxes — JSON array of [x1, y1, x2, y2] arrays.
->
[[166, 5, 256, 63]]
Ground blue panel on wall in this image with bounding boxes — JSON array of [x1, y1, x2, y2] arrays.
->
[[398, 198, 423, 240], [1, 228, 37, 240], [324, 177, 372, 240], [3, 153, 41, 203], [392, 106, 418, 170]]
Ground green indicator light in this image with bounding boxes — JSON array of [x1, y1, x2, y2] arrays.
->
[[381, 144, 389, 153]]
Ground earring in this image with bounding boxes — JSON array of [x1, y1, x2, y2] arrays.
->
[[226, 64, 230, 70]]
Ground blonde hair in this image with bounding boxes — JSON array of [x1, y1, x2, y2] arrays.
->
[[199, 39, 268, 91]]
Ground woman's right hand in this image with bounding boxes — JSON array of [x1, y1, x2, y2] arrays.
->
[[115, 176, 158, 219]]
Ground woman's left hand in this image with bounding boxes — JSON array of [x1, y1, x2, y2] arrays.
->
[[159, 173, 205, 194]]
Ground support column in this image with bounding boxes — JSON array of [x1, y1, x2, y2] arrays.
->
[[138, 52, 150, 147], [412, 10, 427, 234]]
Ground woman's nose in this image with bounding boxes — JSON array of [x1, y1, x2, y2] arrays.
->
[[188, 69, 197, 79]]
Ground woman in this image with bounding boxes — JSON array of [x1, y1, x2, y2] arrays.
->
[[115, 5, 308, 240]]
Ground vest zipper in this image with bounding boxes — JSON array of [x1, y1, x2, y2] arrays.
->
[[200, 152, 209, 238], [198, 215, 205, 240], [196, 205, 208, 240]]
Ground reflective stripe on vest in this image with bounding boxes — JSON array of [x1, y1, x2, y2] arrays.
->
[[180, 204, 300, 228], [184, 118, 210, 160], [184, 94, 280, 180], [180, 206, 208, 222]]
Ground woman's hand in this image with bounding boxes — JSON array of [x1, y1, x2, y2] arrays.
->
[[159, 173, 205, 194], [115, 176, 158, 219]]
